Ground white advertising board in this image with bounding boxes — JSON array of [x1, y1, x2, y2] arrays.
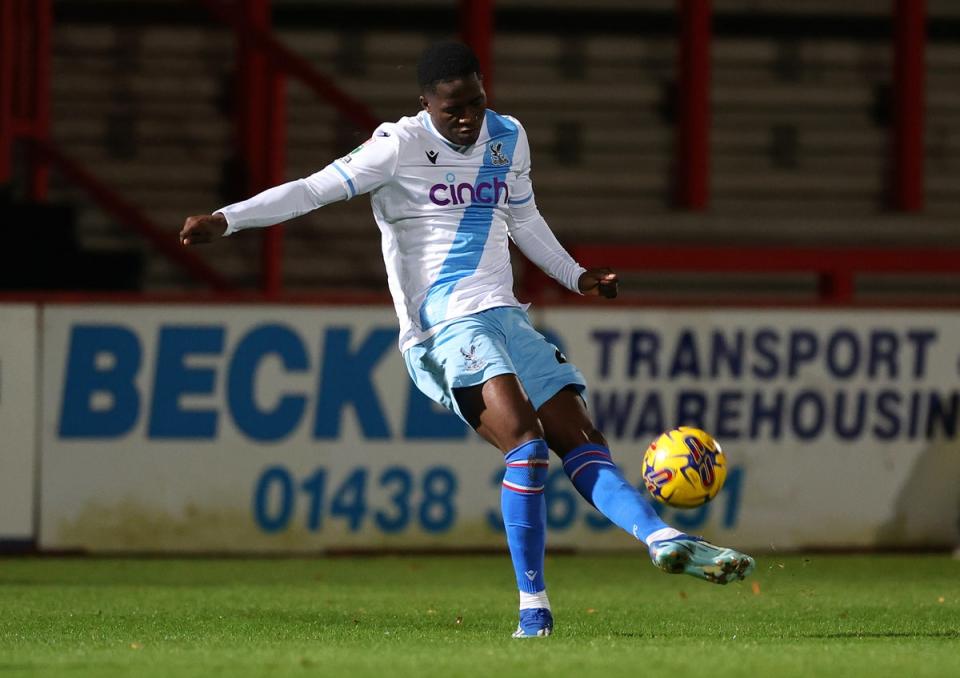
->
[[0, 305, 38, 542], [535, 308, 960, 550], [39, 305, 960, 552]]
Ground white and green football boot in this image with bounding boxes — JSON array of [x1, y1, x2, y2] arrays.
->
[[649, 535, 755, 584]]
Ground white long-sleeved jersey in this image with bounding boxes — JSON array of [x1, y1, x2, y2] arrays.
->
[[217, 109, 585, 352]]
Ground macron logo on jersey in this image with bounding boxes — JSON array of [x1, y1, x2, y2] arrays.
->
[[429, 174, 509, 207]]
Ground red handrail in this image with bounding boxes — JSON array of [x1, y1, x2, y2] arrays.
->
[[2, 0, 233, 291], [27, 0, 51, 200], [199, 0, 379, 135], [676, 0, 711, 210], [572, 244, 960, 273], [555, 244, 960, 305], [0, 0, 14, 185], [0, 290, 392, 305], [892, 0, 926, 211], [32, 139, 233, 292], [460, 0, 495, 104], [8, 0, 382, 294], [198, 0, 383, 296]]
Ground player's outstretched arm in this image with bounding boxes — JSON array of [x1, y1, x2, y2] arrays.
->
[[180, 213, 227, 246], [178, 129, 397, 247], [578, 267, 619, 298]]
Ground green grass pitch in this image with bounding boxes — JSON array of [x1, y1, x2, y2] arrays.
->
[[1, 554, 958, 677]]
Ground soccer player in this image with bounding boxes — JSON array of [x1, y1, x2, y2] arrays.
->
[[181, 42, 755, 638]]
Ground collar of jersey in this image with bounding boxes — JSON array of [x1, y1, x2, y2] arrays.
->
[[419, 110, 487, 154]]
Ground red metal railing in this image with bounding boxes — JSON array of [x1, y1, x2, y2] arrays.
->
[[200, 0, 381, 134], [199, 0, 385, 296], [676, 0, 711, 210], [6, 239, 960, 308], [892, 0, 926, 211], [461, 0, 495, 103], [26, 0, 51, 200], [236, 0, 285, 297], [200, 0, 500, 295], [0, 1, 935, 301], [0, 0, 13, 185], [520, 244, 960, 306], [3, 0, 51, 199], [33, 140, 231, 291], [2, 0, 235, 290]]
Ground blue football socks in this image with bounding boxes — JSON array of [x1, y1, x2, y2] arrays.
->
[[501, 438, 550, 594], [562, 443, 669, 543]]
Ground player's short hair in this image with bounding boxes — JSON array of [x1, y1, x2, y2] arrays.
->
[[417, 42, 481, 93]]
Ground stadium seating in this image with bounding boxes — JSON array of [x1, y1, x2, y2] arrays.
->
[[42, 2, 960, 297]]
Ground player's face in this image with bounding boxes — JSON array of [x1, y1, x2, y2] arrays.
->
[[420, 73, 487, 147]]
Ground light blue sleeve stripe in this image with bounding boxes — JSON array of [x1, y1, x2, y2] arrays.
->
[[332, 162, 357, 198], [508, 193, 534, 205]]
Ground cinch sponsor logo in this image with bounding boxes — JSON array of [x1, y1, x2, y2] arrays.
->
[[429, 176, 509, 206]]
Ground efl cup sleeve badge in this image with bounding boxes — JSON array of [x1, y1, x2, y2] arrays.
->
[[339, 136, 378, 163], [460, 345, 486, 373]]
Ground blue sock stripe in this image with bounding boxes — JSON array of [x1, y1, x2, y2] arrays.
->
[[563, 450, 613, 472], [562, 445, 613, 476], [562, 444, 611, 464], [502, 479, 545, 494], [568, 458, 616, 482], [565, 442, 611, 456]]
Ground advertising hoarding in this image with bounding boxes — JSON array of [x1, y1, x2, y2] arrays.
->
[[39, 305, 960, 552], [0, 305, 38, 542]]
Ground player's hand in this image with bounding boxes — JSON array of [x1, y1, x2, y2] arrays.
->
[[578, 267, 618, 298], [180, 213, 227, 245]]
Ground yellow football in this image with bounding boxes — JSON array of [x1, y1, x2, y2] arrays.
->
[[642, 427, 727, 508]]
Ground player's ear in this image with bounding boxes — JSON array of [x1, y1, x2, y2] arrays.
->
[[419, 94, 429, 111]]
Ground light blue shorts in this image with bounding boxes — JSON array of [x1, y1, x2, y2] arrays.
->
[[404, 306, 587, 424]]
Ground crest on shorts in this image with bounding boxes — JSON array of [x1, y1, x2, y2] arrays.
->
[[460, 344, 486, 373]]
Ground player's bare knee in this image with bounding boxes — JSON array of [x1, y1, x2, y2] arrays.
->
[[585, 427, 608, 448], [549, 425, 607, 458], [478, 410, 544, 453], [507, 417, 545, 449]]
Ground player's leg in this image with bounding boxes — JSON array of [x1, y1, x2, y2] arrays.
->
[[493, 309, 668, 546], [493, 306, 753, 584], [454, 372, 543, 451], [537, 386, 677, 544], [537, 388, 755, 584], [455, 375, 553, 638], [404, 313, 553, 638]]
